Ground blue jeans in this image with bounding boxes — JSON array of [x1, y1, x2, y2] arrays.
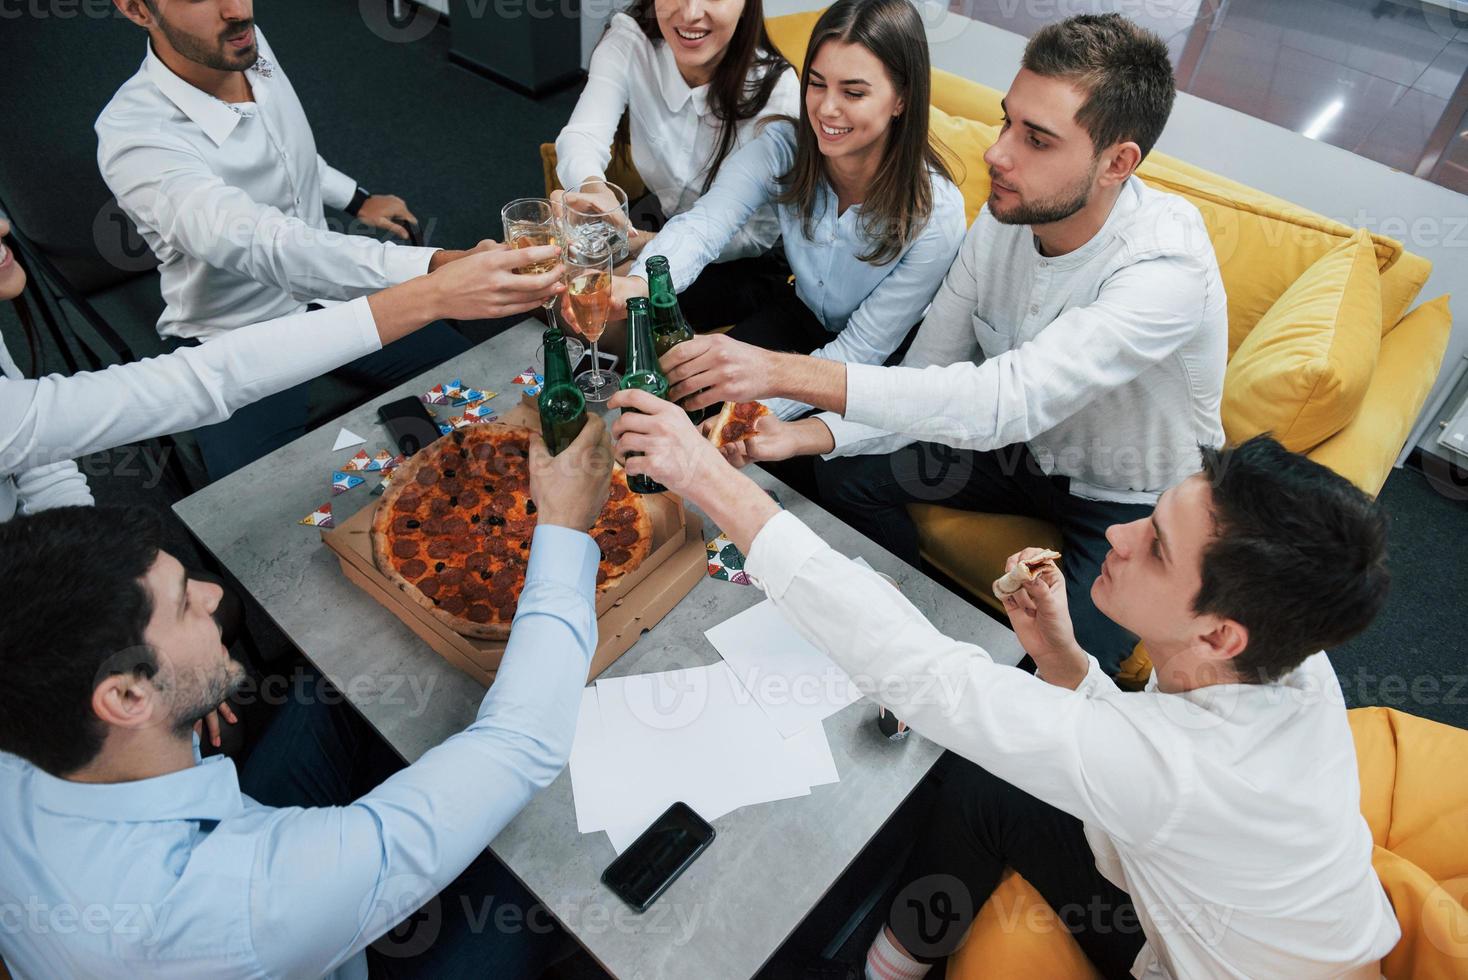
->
[[238, 670, 569, 979], [184, 320, 470, 480], [814, 443, 1152, 676]]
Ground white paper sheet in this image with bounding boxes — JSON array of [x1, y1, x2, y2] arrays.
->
[[704, 599, 864, 738], [332, 427, 365, 451]]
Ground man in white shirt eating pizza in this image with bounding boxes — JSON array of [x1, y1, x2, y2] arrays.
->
[[98, 0, 513, 477], [611, 387, 1400, 980]]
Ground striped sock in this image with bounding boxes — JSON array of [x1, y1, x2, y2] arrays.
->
[[865, 927, 930, 980]]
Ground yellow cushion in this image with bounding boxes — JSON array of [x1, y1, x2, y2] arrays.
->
[[945, 871, 1101, 980], [931, 67, 1005, 126], [1351, 707, 1468, 978], [1222, 228, 1383, 453], [926, 106, 997, 225], [764, 8, 824, 69], [1308, 295, 1454, 495]]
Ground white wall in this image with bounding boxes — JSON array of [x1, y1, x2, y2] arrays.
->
[[767, 0, 1467, 464]]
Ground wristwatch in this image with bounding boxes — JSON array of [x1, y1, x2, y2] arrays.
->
[[345, 186, 371, 216]]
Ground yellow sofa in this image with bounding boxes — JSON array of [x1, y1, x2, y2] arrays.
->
[[760, 10, 1452, 688], [943, 706, 1468, 979]]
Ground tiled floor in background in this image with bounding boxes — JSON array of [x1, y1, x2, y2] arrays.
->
[[953, 0, 1468, 195]]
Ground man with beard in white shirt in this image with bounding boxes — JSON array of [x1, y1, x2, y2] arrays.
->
[[99, 0, 496, 477]]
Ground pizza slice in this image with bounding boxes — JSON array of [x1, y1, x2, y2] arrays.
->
[[707, 401, 772, 449], [991, 549, 1062, 600]]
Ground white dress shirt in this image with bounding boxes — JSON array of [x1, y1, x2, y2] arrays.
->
[[0, 299, 381, 522], [0, 523, 598, 979], [96, 30, 436, 341], [745, 509, 1400, 980], [821, 176, 1227, 503], [630, 120, 966, 419], [556, 12, 800, 264]]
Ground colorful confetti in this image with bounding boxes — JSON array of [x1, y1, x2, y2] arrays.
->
[[298, 502, 334, 528], [706, 533, 752, 585], [512, 367, 541, 386], [331, 471, 365, 494], [343, 450, 374, 472]]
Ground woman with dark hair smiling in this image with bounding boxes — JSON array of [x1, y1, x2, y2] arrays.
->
[[617, 0, 966, 419], [555, 0, 799, 327]]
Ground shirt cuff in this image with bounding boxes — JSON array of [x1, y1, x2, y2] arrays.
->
[[383, 243, 438, 285], [744, 510, 826, 600], [524, 524, 601, 598], [1073, 655, 1119, 698], [842, 362, 898, 430], [342, 296, 384, 354], [319, 164, 358, 212], [817, 411, 867, 457]]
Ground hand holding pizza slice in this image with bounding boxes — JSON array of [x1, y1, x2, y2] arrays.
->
[[706, 401, 773, 449]]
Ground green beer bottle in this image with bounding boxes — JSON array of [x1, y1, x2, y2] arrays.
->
[[619, 297, 669, 494], [645, 254, 709, 425], [538, 327, 588, 456]]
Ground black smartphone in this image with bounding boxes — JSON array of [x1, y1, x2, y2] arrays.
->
[[601, 802, 715, 913], [377, 396, 441, 457]]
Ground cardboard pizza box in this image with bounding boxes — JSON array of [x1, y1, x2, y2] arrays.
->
[[322, 401, 706, 687]]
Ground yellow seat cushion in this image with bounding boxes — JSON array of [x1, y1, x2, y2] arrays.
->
[[1308, 295, 1454, 495], [945, 871, 1102, 980], [1222, 228, 1383, 453], [926, 106, 997, 224]]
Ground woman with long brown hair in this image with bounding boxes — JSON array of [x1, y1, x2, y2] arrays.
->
[[619, 0, 966, 419], [555, 0, 799, 325]]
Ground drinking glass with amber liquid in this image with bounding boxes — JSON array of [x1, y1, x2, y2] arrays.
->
[[564, 234, 617, 403], [501, 197, 584, 366]]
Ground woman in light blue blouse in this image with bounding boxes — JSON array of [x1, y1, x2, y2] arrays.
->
[[619, 0, 966, 419]]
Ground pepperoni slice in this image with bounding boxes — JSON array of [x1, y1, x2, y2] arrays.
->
[[414, 467, 439, 486], [486, 536, 510, 557], [610, 507, 636, 524], [467, 604, 492, 623], [465, 552, 490, 573], [427, 539, 454, 560], [609, 483, 629, 501], [490, 491, 516, 513], [596, 567, 608, 585], [461, 580, 489, 601], [438, 567, 466, 586], [418, 577, 441, 598], [614, 526, 639, 548], [393, 493, 422, 513], [400, 558, 427, 578], [439, 595, 467, 615], [595, 531, 617, 552], [456, 488, 481, 510], [392, 539, 420, 559], [439, 477, 462, 495], [439, 516, 469, 536], [607, 548, 631, 566]]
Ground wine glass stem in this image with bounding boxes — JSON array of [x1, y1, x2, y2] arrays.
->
[[590, 341, 602, 387]]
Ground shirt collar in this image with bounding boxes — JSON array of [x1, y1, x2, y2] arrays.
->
[[142, 30, 275, 147], [654, 39, 708, 115], [1032, 174, 1143, 269], [31, 754, 247, 824]]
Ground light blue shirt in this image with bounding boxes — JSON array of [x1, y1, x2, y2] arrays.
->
[[631, 120, 966, 418], [0, 525, 600, 979]]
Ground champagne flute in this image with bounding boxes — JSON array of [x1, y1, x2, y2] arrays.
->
[[565, 234, 617, 402], [562, 179, 631, 264], [500, 198, 585, 365]]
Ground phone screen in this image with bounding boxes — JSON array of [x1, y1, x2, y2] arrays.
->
[[377, 396, 441, 457], [601, 802, 715, 913]]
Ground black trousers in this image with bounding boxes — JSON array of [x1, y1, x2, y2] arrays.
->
[[814, 443, 1150, 676], [888, 758, 1145, 978]]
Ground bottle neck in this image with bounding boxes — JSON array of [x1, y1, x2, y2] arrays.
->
[[543, 334, 574, 387], [624, 309, 660, 374]]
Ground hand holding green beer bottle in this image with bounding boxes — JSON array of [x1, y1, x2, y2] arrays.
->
[[538, 327, 588, 456], [618, 297, 670, 494], [645, 255, 712, 426]]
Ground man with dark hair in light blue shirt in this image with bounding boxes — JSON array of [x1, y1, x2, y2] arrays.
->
[[0, 417, 612, 979]]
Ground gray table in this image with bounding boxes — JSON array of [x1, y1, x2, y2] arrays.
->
[[174, 319, 1026, 980]]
